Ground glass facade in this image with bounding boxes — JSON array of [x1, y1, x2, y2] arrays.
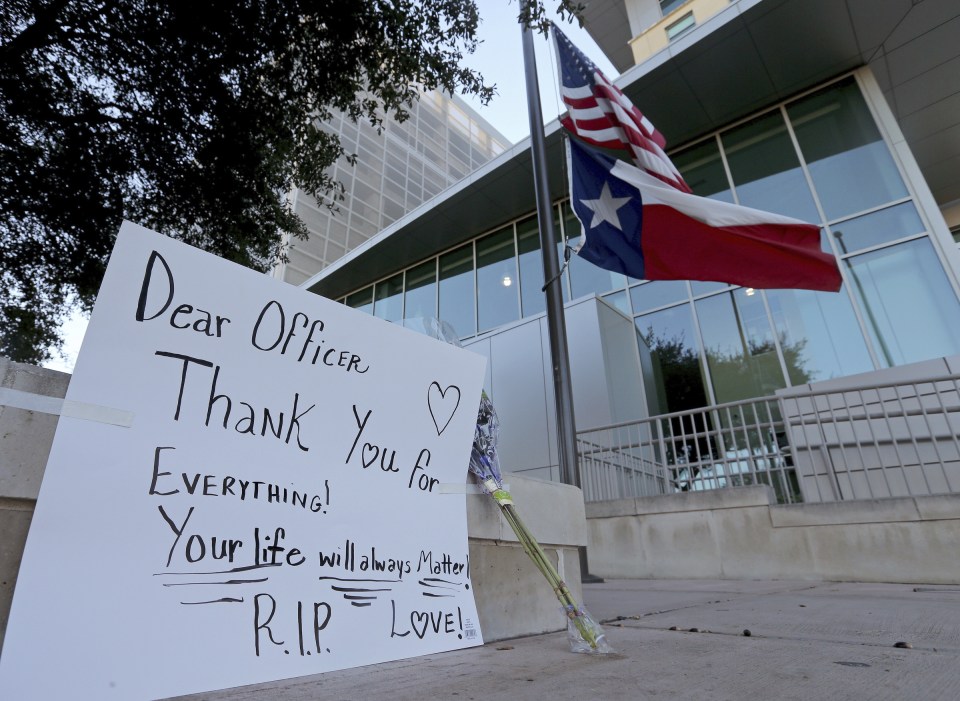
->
[[339, 74, 960, 413], [277, 91, 509, 286]]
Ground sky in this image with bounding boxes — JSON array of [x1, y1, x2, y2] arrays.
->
[[41, 2, 618, 374]]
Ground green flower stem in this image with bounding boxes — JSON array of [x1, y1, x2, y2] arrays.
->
[[496, 501, 599, 649]]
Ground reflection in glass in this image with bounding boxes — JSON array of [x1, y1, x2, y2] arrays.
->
[[345, 286, 373, 315], [439, 243, 475, 338], [831, 202, 924, 254], [630, 280, 689, 313], [602, 290, 630, 316], [476, 226, 519, 332], [635, 303, 708, 415], [696, 289, 787, 403], [766, 287, 873, 383], [691, 280, 731, 296], [722, 110, 820, 222], [403, 260, 437, 321], [672, 137, 734, 202], [846, 239, 960, 366], [517, 215, 546, 318], [565, 201, 627, 298], [788, 77, 907, 221], [373, 273, 404, 322]]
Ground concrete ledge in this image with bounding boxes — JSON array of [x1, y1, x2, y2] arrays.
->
[[0, 361, 70, 502], [585, 485, 773, 519], [588, 488, 960, 583], [770, 496, 922, 527], [467, 474, 587, 547]]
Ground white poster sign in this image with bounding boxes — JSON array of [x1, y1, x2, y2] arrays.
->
[[0, 223, 487, 699]]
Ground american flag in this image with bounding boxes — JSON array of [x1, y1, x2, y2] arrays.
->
[[552, 24, 692, 193]]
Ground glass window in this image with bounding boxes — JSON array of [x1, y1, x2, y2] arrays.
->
[[635, 304, 708, 415], [696, 289, 787, 403], [564, 201, 627, 298], [787, 77, 908, 220], [439, 243, 475, 338], [952, 225, 960, 245], [672, 138, 734, 203], [766, 288, 873, 384], [517, 215, 546, 318], [345, 286, 373, 315], [660, 0, 688, 14], [404, 260, 437, 321], [630, 280, 689, 313], [602, 290, 631, 316], [722, 110, 820, 223], [831, 202, 925, 254], [665, 12, 695, 41], [476, 226, 520, 332], [691, 280, 731, 296], [373, 273, 404, 323], [846, 238, 960, 367]]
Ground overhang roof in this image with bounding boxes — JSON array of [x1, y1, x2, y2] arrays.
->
[[306, 0, 960, 300]]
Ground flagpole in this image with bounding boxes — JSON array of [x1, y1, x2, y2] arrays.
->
[[520, 23, 578, 490], [521, 22, 600, 583]]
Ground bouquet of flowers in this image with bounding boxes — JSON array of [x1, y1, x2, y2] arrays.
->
[[469, 391, 612, 654]]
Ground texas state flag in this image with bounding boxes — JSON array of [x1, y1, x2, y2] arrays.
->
[[568, 138, 843, 292]]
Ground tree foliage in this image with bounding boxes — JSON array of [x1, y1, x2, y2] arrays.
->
[[0, 0, 581, 363]]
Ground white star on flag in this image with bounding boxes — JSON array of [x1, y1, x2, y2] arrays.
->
[[580, 182, 632, 231]]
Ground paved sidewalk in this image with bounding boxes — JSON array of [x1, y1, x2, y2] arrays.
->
[[173, 579, 960, 701]]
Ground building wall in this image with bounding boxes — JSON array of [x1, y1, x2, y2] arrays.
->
[[627, 0, 732, 64], [333, 69, 960, 451], [276, 92, 509, 286]]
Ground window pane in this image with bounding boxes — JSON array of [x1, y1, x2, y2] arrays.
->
[[404, 260, 437, 321], [831, 202, 925, 254], [696, 289, 787, 403], [439, 243, 475, 338], [476, 226, 519, 332], [630, 280, 689, 313], [788, 77, 908, 220], [691, 280, 732, 296], [660, 0, 688, 14], [345, 286, 373, 315], [722, 110, 820, 222], [565, 201, 627, 298], [602, 290, 631, 316], [665, 12, 695, 41], [846, 238, 960, 366], [766, 288, 873, 384], [672, 138, 734, 203], [373, 273, 404, 323], [517, 215, 546, 318], [635, 304, 708, 414]]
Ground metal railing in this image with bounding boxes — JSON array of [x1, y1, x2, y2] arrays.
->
[[782, 372, 960, 503], [577, 371, 960, 505], [578, 396, 800, 504]]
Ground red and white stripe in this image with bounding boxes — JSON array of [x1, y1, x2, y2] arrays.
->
[[554, 30, 692, 193]]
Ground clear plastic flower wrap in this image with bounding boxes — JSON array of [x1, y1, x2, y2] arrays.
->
[[565, 605, 613, 654]]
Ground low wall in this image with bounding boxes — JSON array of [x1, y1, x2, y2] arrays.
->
[[587, 485, 960, 584], [0, 359, 586, 651]]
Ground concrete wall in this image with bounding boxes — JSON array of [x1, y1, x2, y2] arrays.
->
[[587, 485, 960, 584], [0, 360, 587, 651]]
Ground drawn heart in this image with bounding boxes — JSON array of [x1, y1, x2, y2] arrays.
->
[[427, 382, 461, 436], [410, 611, 430, 639], [361, 443, 380, 469]]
